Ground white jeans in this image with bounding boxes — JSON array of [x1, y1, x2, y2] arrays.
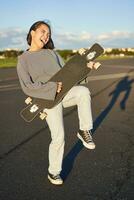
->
[[44, 85, 93, 175]]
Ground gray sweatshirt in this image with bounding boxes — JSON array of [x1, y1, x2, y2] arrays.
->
[[17, 49, 65, 100]]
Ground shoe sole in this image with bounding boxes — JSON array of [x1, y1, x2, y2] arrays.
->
[[48, 175, 63, 185], [77, 133, 96, 149]]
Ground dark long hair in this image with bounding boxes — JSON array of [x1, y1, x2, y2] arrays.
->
[[26, 21, 54, 49]]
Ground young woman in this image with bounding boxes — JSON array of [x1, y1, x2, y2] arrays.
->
[[17, 21, 99, 185]]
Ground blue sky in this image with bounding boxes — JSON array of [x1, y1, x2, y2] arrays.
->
[[0, 0, 134, 50]]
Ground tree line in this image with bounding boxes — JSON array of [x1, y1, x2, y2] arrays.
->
[[0, 48, 134, 60], [0, 50, 23, 58], [0, 49, 75, 60]]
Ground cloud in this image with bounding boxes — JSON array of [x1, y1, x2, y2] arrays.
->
[[96, 31, 134, 47], [97, 30, 134, 40], [54, 30, 134, 49], [0, 27, 134, 50], [53, 31, 93, 49], [0, 28, 27, 50]]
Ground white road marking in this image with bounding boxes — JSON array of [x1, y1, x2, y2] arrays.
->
[[0, 83, 20, 91], [0, 71, 134, 91], [88, 71, 134, 81], [0, 77, 18, 82]]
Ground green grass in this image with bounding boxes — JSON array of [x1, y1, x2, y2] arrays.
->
[[98, 55, 134, 60], [0, 55, 133, 68], [0, 58, 17, 68]]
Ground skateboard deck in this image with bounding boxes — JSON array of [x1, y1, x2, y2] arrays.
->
[[20, 43, 104, 122]]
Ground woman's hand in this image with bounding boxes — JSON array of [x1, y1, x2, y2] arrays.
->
[[87, 61, 101, 69], [57, 82, 63, 93]]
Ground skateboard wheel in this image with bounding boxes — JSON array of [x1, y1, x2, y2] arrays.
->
[[39, 112, 47, 120], [78, 48, 86, 55], [25, 97, 32, 104]]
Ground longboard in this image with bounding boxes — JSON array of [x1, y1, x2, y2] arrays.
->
[[20, 43, 104, 122]]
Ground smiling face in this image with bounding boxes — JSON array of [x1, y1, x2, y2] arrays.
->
[[30, 24, 50, 51]]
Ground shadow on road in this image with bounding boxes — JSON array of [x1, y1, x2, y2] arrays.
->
[[61, 75, 134, 180], [93, 76, 134, 130]]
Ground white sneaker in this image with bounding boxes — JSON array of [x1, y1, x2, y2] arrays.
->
[[77, 130, 96, 149], [48, 173, 63, 185]]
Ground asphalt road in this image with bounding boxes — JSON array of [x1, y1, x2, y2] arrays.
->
[[0, 58, 134, 200]]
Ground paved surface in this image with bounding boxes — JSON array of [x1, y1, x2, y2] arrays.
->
[[0, 58, 134, 200]]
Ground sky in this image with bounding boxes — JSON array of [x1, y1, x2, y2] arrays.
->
[[0, 0, 134, 50]]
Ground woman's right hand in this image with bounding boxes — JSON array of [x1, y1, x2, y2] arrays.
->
[[57, 82, 62, 93]]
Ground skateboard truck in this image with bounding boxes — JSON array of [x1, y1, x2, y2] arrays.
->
[[24, 96, 47, 120], [78, 48, 101, 70], [78, 49, 97, 60], [23, 96, 47, 120]]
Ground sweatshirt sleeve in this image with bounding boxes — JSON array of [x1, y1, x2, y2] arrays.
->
[[17, 56, 57, 100]]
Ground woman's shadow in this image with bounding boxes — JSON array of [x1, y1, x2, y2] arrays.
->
[[61, 75, 134, 180]]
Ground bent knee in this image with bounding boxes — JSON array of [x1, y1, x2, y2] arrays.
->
[[77, 86, 91, 96]]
